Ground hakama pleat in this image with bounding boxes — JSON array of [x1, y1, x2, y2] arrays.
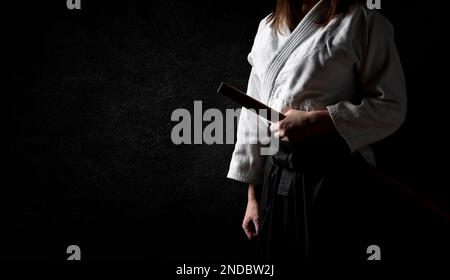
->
[[256, 134, 373, 265]]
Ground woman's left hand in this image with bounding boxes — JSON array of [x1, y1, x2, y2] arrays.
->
[[270, 108, 335, 142]]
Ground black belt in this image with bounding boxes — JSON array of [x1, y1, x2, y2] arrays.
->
[[272, 141, 296, 196]]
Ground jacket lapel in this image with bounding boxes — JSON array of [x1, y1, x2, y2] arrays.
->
[[262, 0, 325, 104]]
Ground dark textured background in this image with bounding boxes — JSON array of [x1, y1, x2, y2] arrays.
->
[[3, 0, 449, 263]]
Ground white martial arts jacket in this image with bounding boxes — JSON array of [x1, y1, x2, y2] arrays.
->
[[227, 0, 407, 186]]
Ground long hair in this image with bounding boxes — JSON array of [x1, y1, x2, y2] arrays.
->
[[267, 0, 359, 34]]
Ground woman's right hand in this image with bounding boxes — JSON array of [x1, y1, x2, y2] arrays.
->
[[242, 184, 259, 240]]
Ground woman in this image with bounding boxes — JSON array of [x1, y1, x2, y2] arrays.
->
[[227, 0, 407, 263]]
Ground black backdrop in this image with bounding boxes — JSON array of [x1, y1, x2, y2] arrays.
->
[[3, 0, 449, 263]]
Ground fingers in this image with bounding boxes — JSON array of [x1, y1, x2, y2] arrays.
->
[[270, 121, 280, 133], [274, 131, 287, 140], [270, 107, 292, 135], [277, 130, 287, 140], [270, 108, 310, 142], [270, 121, 288, 140], [242, 216, 259, 240], [242, 217, 252, 240], [253, 217, 259, 237]]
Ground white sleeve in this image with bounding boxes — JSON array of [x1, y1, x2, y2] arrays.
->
[[227, 18, 270, 186], [226, 65, 267, 186], [327, 11, 407, 153]]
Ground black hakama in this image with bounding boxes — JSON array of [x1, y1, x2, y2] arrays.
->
[[256, 134, 376, 265]]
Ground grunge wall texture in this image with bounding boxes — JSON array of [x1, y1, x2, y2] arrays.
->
[[3, 0, 449, 261]]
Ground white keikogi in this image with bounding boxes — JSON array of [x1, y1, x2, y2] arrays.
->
[[227, 0, 407, 186]]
